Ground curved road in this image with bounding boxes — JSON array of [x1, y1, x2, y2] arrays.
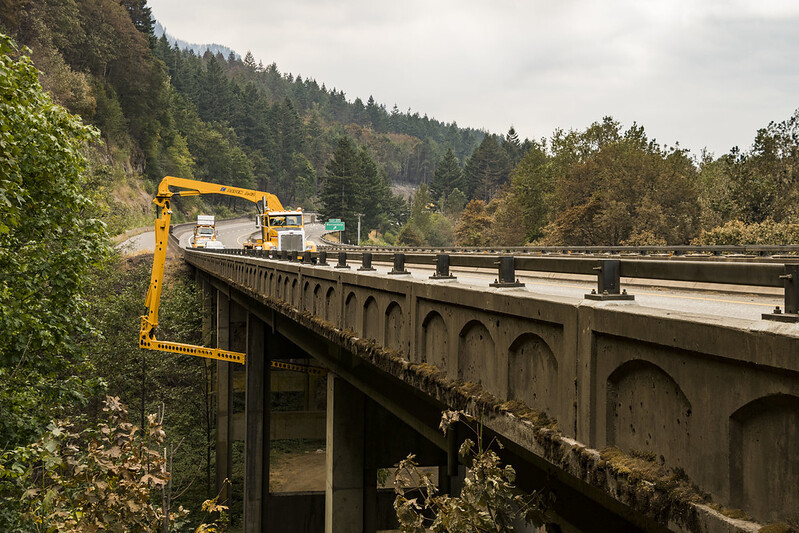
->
[[120, 218, 784, 323], [118, 216, 326, 252]]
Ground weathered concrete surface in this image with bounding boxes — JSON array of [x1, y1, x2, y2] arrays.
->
[[243, 313, 269, 532], [325, 375, 365, 533], [194, 251, 799, 531], [215, 291, 233, 498]]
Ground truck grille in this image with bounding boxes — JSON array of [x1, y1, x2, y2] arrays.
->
[[280, 233, 303, 251]]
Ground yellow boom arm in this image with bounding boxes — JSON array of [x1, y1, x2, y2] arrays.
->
[[139, 176, 286, 365]]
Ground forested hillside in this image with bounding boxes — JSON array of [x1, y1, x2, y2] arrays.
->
[[0, 0, 485, 239]]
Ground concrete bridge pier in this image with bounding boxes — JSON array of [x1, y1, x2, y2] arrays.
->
[[243, 312, 270, 531], [215, 289, 233, 501], [325, 374, 366, 532]]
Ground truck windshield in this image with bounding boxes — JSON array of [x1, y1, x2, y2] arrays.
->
[[269, 215, 302, 227], [197, 228, 214, 235]]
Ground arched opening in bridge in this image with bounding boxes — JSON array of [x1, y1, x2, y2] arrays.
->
[[344, 292, 357, 331], [457, 320, 498, 394], [420, 311, 447, 369], [729, 393, 799, 524], [312, 284, 321, 315], [384, 301, 404, 353], [325, 287, 335, 322], [302, 281, 312, 312], [363, 296, 379, 342], [606, 360, 692, 469], [508, 332, 557, 414]]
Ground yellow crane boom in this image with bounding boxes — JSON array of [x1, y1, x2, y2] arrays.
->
[[139, 176, 286, 365]]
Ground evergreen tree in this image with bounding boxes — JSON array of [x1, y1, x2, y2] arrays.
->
[[503, 126, 523, 167], [357, 146, 391, 230], [119, 0, 154, 36], [320, 137, 362, 242], [366, 95, 384, 131], [244, 50, 257, 70], [463, 135, 511, 201], [444, 187, 467, 217], [196, 54, 231, 123], [429, 147, 462, 201]]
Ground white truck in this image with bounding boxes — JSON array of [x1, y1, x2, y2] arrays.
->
[[191, 215, 223, 249]]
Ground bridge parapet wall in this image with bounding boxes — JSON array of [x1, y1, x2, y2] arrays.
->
[[188, 251, 799, 526]]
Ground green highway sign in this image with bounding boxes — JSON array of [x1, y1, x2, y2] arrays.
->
[[325, 221, 345, 231], [328, 218, 341, 222]]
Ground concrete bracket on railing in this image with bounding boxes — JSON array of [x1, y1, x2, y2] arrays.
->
[[585, 259, 635, 301], [334, 251, 350, 269], [389, 253, 411, 275], [762, 264, 799, 323], [489, 256, 525, 288], [358, 252, 377, 272], [318, 251, 329, 267], [430, 254, 457, 280]]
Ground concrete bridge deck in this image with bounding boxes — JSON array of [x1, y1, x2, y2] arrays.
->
[[187, 248, 799, 532]]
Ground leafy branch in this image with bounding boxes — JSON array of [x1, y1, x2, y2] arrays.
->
[[393, 409, 551, 533]]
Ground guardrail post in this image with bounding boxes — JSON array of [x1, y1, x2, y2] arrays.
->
[[358, 252, 376, 272], [585, 259, 634, 300], [318, 251, 329, 266], [762, 264, 799, 322], [389, 253, 410, 275], [489, 256, 524, 288], [335, 251, 350, 269], [430, 254, 456, 280], [302, 251, 312, 264]]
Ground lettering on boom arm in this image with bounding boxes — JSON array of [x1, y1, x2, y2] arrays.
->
[[219, 187, 256, 198]]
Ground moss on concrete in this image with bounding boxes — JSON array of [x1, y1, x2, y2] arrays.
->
[[757, 524, 795, 533]]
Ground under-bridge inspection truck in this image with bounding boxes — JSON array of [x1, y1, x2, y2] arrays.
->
[[139, 176, 319, 367], [190, 215, 221, 249]]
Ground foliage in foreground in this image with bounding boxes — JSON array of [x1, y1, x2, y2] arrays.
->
[[80, 254, 218, 527], [393, 410, 548, 532], [0, 396, 229, 533], [1, 396, 172, 532], [0, 31, 109, 476]]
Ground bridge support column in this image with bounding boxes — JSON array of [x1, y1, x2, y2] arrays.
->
[[215, 290, 233, 501], [326, 374, 366, 533], [243, 313, 271, 532]]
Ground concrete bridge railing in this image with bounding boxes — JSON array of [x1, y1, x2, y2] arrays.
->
[[187, 249, 799, 531]]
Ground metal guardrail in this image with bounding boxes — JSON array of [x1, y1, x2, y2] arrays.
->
[[319, 243, 799, 256], [190, 245, 799, 323]]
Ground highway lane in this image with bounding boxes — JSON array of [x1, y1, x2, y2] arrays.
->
[[349, 263, 782, 322], [122, 218, 785, 323]]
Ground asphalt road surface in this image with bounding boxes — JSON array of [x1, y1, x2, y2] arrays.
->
[[120, 218, 784, 323]]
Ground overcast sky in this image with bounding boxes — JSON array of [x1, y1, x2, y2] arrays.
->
[[148, 0, 799, 157]]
